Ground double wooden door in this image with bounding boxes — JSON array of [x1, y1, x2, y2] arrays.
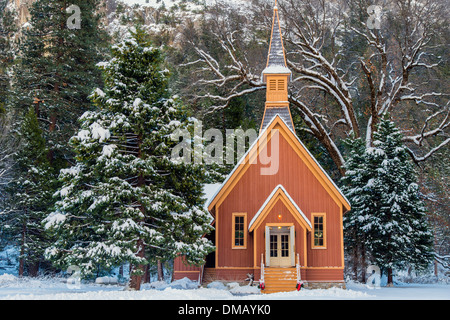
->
[[269, 233, 291, 267]]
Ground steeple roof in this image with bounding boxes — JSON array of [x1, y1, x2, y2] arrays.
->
[[261, 106, 293, 132], [262, 1, 291, 80], [260, 1, 294, 133]]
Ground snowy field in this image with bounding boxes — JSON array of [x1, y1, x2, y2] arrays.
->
[[0, 274, 448, 300]]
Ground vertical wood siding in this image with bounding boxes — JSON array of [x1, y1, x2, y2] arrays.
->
[[217, 130, 342, 269]]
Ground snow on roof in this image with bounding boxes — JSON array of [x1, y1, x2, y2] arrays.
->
[[262, 64, 292, 75]]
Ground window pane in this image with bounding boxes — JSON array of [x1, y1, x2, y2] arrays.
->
[[313, 215, 325, 247], [281, 235, 289, 257], [234, 215, 245, 247], [270, 235, 277, 257]]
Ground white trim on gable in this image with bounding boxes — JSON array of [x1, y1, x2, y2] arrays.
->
[[248, 184, 312, 231]]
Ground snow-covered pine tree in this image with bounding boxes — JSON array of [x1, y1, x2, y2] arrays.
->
[[12, 0, 108, 166], [366, 116, 433, 285], [340, 136, 372, 282], [44, 28, 214, 290], [342, 116, 433, 286], [7, 108, 55, 276], [0, 0, 16, 113], [5, 0, 107, 277], [0, 2, 16, 244]]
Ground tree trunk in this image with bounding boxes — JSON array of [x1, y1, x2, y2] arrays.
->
[[28, 261, 39, 277], [352, 246, 358, 281], [351, 229, 358, 281], [143, 264, 150, 283], [360, 242, 366, 283], [169, 264, 174, 283], [46, 112, 57, 163], [387, 268, 394, 287], [128, 134, 147, 290], [434, 259, 438, 277], [157, 260, 164, 281], [18, 222, 26, 277], [128, 239, 145, 291]]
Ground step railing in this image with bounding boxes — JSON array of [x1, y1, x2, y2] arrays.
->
[[296, 253, 303, 290], [259, 254, 265, 290]]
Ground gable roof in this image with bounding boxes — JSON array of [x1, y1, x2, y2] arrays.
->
[[206, 115, 351, 213], [248, 184, 312, 232]]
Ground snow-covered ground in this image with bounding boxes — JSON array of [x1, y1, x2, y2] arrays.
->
[[0, 274, 448, 300]]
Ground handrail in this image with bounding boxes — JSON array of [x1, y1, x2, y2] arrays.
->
[[296, 253, 304, 290], [260, 254, 265, 289]]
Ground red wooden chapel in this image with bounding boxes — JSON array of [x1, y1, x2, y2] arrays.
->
[[173, 1, 351, 293]]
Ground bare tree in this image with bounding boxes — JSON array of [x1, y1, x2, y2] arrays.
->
[[351, 0, 449, 160], [180, 0, 449, 174]]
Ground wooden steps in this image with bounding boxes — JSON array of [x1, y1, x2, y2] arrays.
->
[[262, 267, 298, 294]]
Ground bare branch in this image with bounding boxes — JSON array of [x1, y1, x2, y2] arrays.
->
[[201, 86, 266, 114], [406, 138, 450, 164], [403, 107, 450, 146]]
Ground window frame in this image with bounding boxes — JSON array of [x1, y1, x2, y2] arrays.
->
[[232, 212, 247, 249], [311, 213, 326, 249]]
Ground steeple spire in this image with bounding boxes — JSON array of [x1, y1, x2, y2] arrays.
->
[[260, 1, 294, 133], [263, 0, 290, 76]]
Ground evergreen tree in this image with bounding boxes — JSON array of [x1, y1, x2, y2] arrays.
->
[[367, 116, 434, 285], [0, 0, 16, 113], [7, 108, 54, 276], [5, 0, 108, 275], [13, 0, 108, 167], [341, 116, 434, 285], [340, 136, 372, 282], [0, 1, 16, 245], [44, 28, 214, 290]]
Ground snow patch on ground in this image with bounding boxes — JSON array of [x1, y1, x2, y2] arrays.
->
[[0, 274, 17, 285], [0, 274, 448, 300]]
